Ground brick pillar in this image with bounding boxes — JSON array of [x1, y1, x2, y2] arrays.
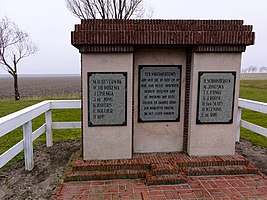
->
[[183, 49, 192, 153]]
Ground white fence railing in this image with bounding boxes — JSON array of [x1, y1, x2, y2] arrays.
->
[[0, 98, 266, 170], [0, 100, 81, 170], [236, 98, 267, 141]]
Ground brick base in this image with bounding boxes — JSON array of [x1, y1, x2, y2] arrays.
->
[[64, 152, 259, 186]]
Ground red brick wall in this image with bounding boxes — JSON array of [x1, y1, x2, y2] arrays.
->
[[71, 19, 255, 53]]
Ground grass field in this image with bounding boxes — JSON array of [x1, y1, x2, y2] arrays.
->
[[239, 80, 267, 148], [240, 73, 267, 80], [0, 80, 266, 168]]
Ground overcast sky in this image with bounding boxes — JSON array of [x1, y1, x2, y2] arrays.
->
[[0, 0, 266, 74]]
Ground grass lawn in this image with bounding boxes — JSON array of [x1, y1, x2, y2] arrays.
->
[[239, 80, 267, 148], [0, 80, 266, 168]]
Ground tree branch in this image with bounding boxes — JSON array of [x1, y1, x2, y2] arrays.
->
[[65, 0, 150, 19], [0, 17, 38, 76]]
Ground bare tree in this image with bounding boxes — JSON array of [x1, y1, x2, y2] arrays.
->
[[243, 66, 257, 73], [0, 17, 38, 100], [250, 66, 257, 73], [241, 67, 246, 73], [65, 0, 152, 19], [259, 66, 267, 73]]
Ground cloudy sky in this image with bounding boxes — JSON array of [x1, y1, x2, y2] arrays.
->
[[0, 0, 266, 74]]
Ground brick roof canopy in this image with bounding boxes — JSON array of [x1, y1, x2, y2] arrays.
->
[[71, 19, 255, 53]]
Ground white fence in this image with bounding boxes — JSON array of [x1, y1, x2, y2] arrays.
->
[[236, 98, 267, 141], [0, 100, 81, 170], [0, 99, 266, 170]]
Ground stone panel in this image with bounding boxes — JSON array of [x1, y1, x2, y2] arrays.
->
[[88, 72, 127, 126], [138, 65, 181, 122], [197, 72, 236, 124]]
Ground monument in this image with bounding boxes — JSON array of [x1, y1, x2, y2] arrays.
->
[[71, 19, 254, 160]]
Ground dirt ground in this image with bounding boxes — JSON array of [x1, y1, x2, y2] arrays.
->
[[0, 140, 80, 200], [0, 76, 81, 99], [236, 138, 267, 175], [0, 139, 266, 200]]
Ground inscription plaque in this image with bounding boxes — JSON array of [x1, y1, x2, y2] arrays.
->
[[197, 72, 236, 124], [88, 72, 127, 126], [139, 65, 181, 122]]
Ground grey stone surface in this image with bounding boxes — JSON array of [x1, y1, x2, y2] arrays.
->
[[88, 73, 127, 126], [197, 72, 236, 124], [139, 66, 181, 122]]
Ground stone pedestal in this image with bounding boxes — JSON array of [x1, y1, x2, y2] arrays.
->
[[133, 48, 186, 153], [82, 53, 133, 160], [187, 53, 241, 156]]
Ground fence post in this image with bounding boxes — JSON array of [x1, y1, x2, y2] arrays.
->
[[23, 121, 34, 171], [45, 110, 53, 147], [236, 107, 242, 142]]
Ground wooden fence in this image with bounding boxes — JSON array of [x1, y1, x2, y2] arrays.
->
[[0, 100, 81, 170]]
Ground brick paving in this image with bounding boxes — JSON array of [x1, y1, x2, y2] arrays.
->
[[51, 153, 267, 199], [52, 174, 267, 199]]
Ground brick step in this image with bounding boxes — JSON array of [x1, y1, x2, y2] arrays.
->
[[64, 153, 257, 185], [65, 169, 147, 182], [146, 172, 187, 186], [150, 163, 181, 176], [183, 164, 259, 176], [135, 153, 250, 168], [173, 155, 250, 168], [71, 159, 150, 172]]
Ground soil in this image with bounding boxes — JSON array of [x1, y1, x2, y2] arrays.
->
[[0, 139, 266, 200], [0, 140, 80, 200], [236, 138, 267, 175], [0, 76, 81, 99]]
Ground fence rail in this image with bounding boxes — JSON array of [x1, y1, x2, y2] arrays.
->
[[0, 98, 266, 170], [237, 98, 267, 140], [0, 100, 81, 170]]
